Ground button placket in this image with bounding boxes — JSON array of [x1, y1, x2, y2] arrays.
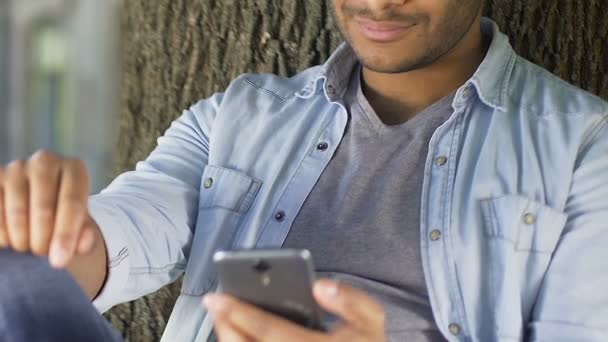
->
[[422, 114, 470, 341]]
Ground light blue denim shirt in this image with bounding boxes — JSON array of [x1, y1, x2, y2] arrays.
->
[[90, 19, 608, 341]]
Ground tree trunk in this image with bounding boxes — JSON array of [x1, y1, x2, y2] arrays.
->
[[106, 0, 608, 340]]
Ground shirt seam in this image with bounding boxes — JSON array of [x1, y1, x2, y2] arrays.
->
[[131, 263, 187, 274], [578, 113, 608, 158], [241, 75, 289, 101], [108, 246, 129, 268], [530, 319, 608, 331]]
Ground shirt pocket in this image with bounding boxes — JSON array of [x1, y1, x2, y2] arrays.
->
[[181, 165, 262, 296], [479, 195, 567, 339], [480, 195, 567, 253]]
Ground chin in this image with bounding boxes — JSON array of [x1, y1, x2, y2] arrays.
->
[[357, 53, 413, 74]]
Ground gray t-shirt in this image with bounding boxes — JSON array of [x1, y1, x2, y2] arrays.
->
[[283, 66, 454, 341]]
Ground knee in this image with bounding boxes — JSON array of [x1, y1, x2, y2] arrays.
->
[[0, 248, 84, 315], [0, 249, 93, 340]]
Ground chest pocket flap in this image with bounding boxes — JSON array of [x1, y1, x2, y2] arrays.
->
[[182, 165, 262, 296], [480, 195, 568, 253], [199, 165, 260, 212]]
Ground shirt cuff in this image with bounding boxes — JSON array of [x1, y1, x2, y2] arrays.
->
[[88, 197, 131, 313]]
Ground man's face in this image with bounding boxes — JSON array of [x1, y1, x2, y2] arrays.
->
[[329, 0, 484, 73]]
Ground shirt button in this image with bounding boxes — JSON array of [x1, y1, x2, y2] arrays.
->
[[435, 156, 448, 166], [317, 142, 329, 151], [430, 230, 442, 241], [448, 323, 461, 336], [203, 178, 213, 189], [274, 211, 286, 222], [523, 212, 536, 225], [462, 88, 471, 98], [327, 85, 336, 95]]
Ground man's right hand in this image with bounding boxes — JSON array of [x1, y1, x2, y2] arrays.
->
[[0, 150, 99, 268]]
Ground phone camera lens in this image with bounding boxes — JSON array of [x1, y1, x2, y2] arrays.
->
[[252, 259, 270, 273]]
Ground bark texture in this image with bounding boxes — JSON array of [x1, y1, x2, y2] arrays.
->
[[107, 0, 608, 340]]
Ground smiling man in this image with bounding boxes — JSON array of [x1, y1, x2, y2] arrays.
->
[[1, 0, 608, 341]]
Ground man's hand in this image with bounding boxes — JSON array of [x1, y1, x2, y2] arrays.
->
[[204, 279, 387, 342], [0, 150, 99, 268]]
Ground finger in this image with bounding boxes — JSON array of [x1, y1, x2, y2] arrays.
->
[[27, 151, 61, 255], [0, 184, 8, 248], [50, 159, 89, 268], [313, 279, 386, 332], [204, 294, 325, 342], [214, 321, 252, 342], [4, 161, 30, 252]]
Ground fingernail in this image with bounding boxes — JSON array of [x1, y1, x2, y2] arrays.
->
[[49, 244, 69, 268], [78, 230, 96, 254], [316, 281, 339, 298], [203, 294, 221, 311]]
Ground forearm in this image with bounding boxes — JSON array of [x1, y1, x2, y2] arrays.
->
[[67, 222, 108, 300]]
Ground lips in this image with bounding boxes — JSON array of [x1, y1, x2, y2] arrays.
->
[[355, 18, 415, 42]]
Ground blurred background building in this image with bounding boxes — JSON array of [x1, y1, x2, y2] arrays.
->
[[0, 0, 121, 192]]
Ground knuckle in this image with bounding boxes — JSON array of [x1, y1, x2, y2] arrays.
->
[[66, 158, 86, 171], [54, 232, 77, 249], [61, 196, 86, 211], [65, 159, 90, 184], [30, 150, 58, 165], [34, 206, 55, 221], [5, 160, 26, 175], [7, 205, 28, 220]]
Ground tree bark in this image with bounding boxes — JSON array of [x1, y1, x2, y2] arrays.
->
[[106, 0, 608, 340]]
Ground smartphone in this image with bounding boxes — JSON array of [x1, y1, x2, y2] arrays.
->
[[213, 248, 324, 331]]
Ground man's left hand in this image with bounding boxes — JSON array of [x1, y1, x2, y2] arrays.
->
[[203, 279, 386, 341]]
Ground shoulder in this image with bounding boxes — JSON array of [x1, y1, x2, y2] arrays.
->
[[222, 65, 324, 102], [508, 56, 608, 121]]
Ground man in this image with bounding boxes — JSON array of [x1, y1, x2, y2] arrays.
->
[[1, 0, 607, 341]]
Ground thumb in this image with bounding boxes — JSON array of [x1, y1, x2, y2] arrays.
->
[[313, 279, 386, 332]]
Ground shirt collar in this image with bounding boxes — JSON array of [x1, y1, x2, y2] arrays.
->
[[296, 18, 517, 112], [294, 43, 359, 100], [464, 18, 517, 111]]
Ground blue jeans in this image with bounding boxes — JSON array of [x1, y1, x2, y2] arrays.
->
[[0, 248, 123, 342]]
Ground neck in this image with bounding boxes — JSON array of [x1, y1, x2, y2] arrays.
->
[[361, 16, 488, 125]]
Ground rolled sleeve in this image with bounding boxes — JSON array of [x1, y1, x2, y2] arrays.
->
[[89, 199, 131, 313], [81, 95, 220, 313]]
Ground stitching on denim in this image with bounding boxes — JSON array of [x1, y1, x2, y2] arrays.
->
[[130, 263, 187, 274], [241, 76, 288, 101]]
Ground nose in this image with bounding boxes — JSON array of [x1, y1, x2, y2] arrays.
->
[[363, 0, 409, 12]]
